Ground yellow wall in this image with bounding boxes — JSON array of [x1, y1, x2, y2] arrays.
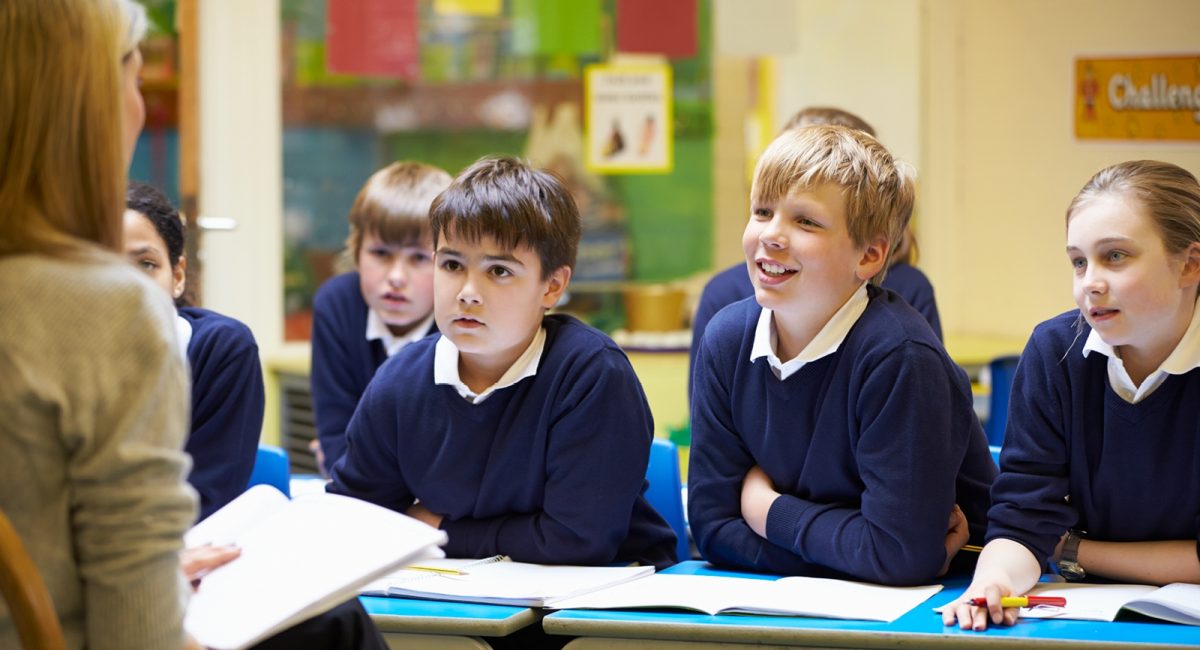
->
[[922, 0, 1200, 339]]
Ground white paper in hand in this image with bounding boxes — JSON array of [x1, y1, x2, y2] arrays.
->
[[184, 486, 446, 649]]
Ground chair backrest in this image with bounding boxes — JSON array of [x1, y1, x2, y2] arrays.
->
[[247, 444, 291, 498], [644, 438, 690, 563], [985, 354, 1021, 446], [989, 445, 1003, 470], [0, 510, 66, 650]]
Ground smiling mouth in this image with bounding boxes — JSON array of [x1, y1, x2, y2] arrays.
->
[[382, 292, 409, 303], [757, 260, 797, 278], [453, 315, 483, 326], [1090, 307, 1119, 319]]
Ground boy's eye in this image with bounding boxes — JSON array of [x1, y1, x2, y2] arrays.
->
[[439, 259, 462, 272], [751, 207, 773, 219], [408, 251, 432, 264], [368, 247, 393, 259], [795, 217, 820, 228], [489, 266, 512, 278]]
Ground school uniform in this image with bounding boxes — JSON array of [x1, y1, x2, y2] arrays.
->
[[328, 313, 678, 569], [987, 306, 1200, 564], [178, 306, 264, 522], [688, 262, 942, 399], [310, 271, 435, 474], [689, 285, 995, 584]]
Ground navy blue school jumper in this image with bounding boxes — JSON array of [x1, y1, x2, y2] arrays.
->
[[688, 287, 995, 584], [310, 271, 435, 474], [179, 307, 264, 522], [688, 262, 942, 399], [987, 311, 1200, 564], [327, 314, 678, 569]]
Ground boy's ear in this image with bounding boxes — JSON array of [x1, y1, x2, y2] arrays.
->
[[541, 265, 572, 309], [173, 255, 188, 300], [1178, 241, 1200, 288], [854, 236, 890, 282]]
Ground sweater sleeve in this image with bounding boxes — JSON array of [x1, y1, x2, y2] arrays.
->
[[325, 374, 417, 513], [71, 287, 196, 650], [311, 289, 362, 475], [439, 351, 655, 565], [985, 331, 1076, 561], [761, 343, 968, 585], [688, 330, 826, 576], [186, 322, 265, 521]]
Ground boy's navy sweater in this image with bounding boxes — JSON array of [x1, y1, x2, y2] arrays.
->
[[689, 262, 941, 399], [688, 287, 994, 585], [327, 314, 678, 569], [310, 271, 435, 474], [988, 310, 1200, 563], [180, 307, 264, 521]]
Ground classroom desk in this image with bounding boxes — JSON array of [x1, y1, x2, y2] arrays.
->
[[543, 561, 1200, 649], [361, 595, 540, 649]]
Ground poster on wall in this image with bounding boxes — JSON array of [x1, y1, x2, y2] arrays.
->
[[1075, 55, 1200, 141], [584, 63, 673, 174]]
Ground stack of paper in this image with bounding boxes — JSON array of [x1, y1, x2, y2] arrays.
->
[[367, 558, 655, 607]]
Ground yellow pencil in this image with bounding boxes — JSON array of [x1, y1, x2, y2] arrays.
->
[[404, 565, 467, 576], [961, 544, 985, 553]]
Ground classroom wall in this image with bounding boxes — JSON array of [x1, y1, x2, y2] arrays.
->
[[921, 0, 1200, 339], [198, 0, 284, 356]]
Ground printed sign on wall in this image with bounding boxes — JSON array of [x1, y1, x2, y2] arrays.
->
[[1075, 55, 1200, 141], [585, 64, 673, 174]]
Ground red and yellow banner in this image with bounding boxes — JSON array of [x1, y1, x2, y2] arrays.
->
[[1075, 55, 1200, 141]]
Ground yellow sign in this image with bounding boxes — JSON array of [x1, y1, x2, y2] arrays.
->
[[1075, 55, 1200, 140], [585, 63, 674, 174], [433, 0, 502, 17]]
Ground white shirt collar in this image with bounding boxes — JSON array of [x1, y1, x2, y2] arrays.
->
[[174, 313, 193, 363], [366, 309, 435, 358], [750, 283, 870, 381], [1081, 297, 1200, 403], [433, 326, 547, 404]]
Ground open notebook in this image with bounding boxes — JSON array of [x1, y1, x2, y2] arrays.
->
[[363, 557, 654, 607], [549, 573, 944, 623], [184, 485, 447, 650], [1009, 583, 1200, 625]]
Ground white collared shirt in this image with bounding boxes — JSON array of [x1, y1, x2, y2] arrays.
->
[[1081, 297, 1200, 404], [749, 283, 870, 380], [174, 313, 193, 363], [433, 327, 547, 404], [366, 310, 435, 358]]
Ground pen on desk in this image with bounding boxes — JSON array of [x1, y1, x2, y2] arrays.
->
[[405, 565, 467, 576], [961, 544, 984, 553], [968, 596, 1067, 608]]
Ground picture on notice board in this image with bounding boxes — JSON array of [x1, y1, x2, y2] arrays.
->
[[585, 63, 673, 174]]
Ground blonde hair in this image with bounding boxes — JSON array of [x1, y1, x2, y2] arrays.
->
[[751, 125, 916, 284], [1067, 160, 1200, 296], [0, 0, 146, 258], [346, 161, 453, 262]]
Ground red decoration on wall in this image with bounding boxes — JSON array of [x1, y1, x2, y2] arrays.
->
[[616, 0, 696, 58], [327, 0, 420, 79]]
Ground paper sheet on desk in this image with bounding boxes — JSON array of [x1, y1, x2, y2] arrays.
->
[[550, 573, 943, 623]]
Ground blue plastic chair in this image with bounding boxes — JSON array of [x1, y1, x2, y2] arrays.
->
[[246, 444, 291, 498], [645, 439, 690, 563], [989, 445, 1002, 470], [984, 355, 1021, 446]]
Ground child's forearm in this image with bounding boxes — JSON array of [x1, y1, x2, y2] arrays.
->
[[1078, 539, 1200, 585]]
